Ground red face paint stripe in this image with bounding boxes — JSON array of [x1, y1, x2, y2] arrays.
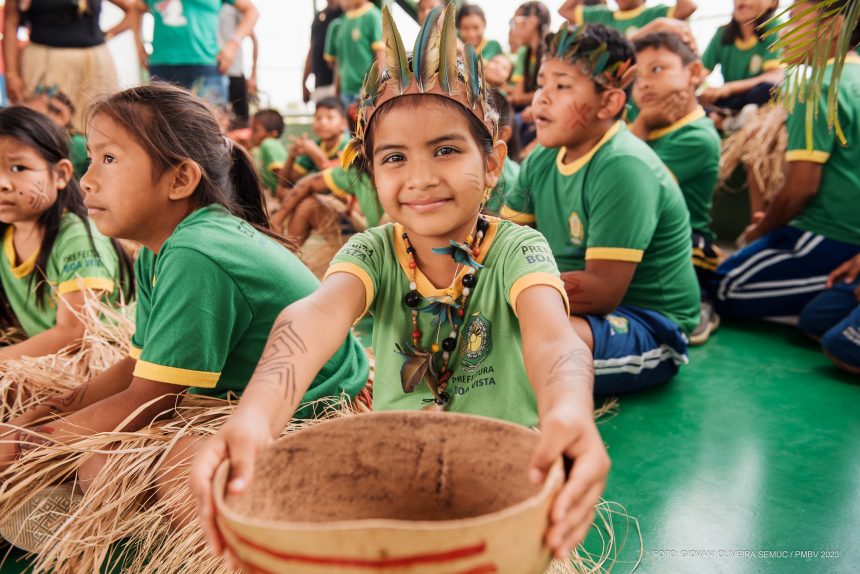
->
[[221, 522, 487, 568]]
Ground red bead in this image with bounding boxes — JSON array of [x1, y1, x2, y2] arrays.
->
[[408, 261, 417, 269], [412, 330, 422, 339], [472, 249, 480, 257], [440, 371, 452, 382], [457, 309, 464, 317]]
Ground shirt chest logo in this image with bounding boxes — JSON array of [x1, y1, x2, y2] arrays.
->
[[569, 211, 585, 246], [749, 55, 763, 75], [154, 0, 187, 27], [461, 312, 492, 371], [351, 28, 362, 41]]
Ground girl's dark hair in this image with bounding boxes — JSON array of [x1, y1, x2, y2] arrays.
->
[[88, 82, 294, 250], [488, 89, 521, 162], [362, 94, 495, 175], [831, 0, 860, 47], [723, 2, 778, 44], [0, 107, 135, 325], [516, 1, 551, 93], [456, 4, 486, 27]]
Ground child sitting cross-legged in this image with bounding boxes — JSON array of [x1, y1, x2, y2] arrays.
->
[[249, 108, 288, 196], [502, 24, 701, 394]]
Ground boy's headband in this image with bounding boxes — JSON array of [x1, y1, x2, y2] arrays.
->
[[342, 2, 496, 169], [546, 25, 637, 91]]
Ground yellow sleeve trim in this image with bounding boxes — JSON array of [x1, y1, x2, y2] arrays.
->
[[510, 74, 523, 84], [324, 262, 374, 317], [667, 6, 676, 19], [762, 60, 782, 71], [57, 277, 115, 295], [785, 150, 830, 164], [323, 168, 349, 198], [128, 344, 142, 360], [510, 272, 570, 317], [134, 360, 220, 388], [292, 164, 309, 176], [323, 54, 335, 62], [573, 5, 584, 25], [267, 161, 284, 173], [585, 247, 644, 263], [500, 205, 536, 224], [371, 41, 385, 51]]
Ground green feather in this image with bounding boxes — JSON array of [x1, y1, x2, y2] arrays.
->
[[382, 4, 412, 93], [360, 60, 380, 106], [464, 43, 480, 107], [438, 2, 458, 93], [554, 25, 575, 58], [413, 5, 443, 92]]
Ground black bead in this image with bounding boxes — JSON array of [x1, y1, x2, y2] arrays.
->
[[476, 216, 490, 234], [442, 337, 457, 352], [404, 290, 422, 308], [462, 273, 477, 288], [406, 247, 415, 254], [435, 392, 450, 406]]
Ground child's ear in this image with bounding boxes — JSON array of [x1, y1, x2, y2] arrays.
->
[[688, 60, 704, 88], [54, 159, 74, 190], [484, 140, 508, 189], [167, 159, 203, 201], [597, 89, 627, 121]]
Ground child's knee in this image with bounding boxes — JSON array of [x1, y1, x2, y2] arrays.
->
[[820, 326, 860, 374], [77, 452, 109, 494]]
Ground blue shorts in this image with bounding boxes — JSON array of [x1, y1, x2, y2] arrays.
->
[[799, 281, 860, 369], [149, 64, 227, 106], [586, 306, 689, 395], [708, 226, 860, 319]]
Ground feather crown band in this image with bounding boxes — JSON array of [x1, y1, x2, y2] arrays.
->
[[342, 2, 497, 170], [546, 24, 637, 91]]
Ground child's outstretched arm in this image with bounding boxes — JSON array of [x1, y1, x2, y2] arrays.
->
[[516, 284, 609, 559], [191, 273, 366, 560], [0, 291, 93, 362], [672, 0, 698, 21]]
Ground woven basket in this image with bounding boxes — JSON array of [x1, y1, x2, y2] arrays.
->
[[214, 411, 564, 574]]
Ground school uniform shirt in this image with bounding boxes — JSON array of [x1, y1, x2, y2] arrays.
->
[[484, 157, 520, 216], [323, 3, 383, 98], [570, 3, 674, 37], [146, 0, 236, 67], [476, 39, 504, 61], [253, 137, 287, 194], [0, 212, 119, 337], [502, 121, 700, 334], [510, 46, 537, 87], [701, 21, 781, 83], [786, 54, 860, 247], [326, 218, 569, 427], [646, 106, 721, 242], [129, 204, 369, 408], [322, 165, 385, 228], [68, 132, 89, 180], [294, 132, 350, 177]]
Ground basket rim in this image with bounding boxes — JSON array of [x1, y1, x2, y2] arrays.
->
[[213, 410, 565, 533]]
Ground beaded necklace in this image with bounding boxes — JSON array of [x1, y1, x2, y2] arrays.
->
[[397, 216, 491, 409]]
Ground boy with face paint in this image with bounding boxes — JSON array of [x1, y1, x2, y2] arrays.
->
[[502, 24, 700, 394], [631, 32, 721, 345]]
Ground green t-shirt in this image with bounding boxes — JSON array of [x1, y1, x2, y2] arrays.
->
[[146, 0, 235, 66], [0, 213, 119, 337], [478, 39, 504, 61], [646, 107, 721, 242], [701, 22, 781, 83], [323, 3, 383, 97], [68, 133, 88, 180], [294, 132, 350, 177], [130, 205, 369, 409], [326, 218, 569, 427], [510, 46, 537, 87], [253, 138, 287, 194], [322, 166, 385, 228], [574, 3, 672, 37], [323, 17, 342, 67], [502, 122, 699, 334], [786, 56, 860, 246], [484, 157, 520, 216]]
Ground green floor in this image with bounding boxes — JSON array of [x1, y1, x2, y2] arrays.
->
[[2, 322, 857, 574]]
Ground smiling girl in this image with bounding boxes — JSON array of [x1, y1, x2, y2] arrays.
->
[[193, 4, 608, 566], [0, 107, 132, 363]]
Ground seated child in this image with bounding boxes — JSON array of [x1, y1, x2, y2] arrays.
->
[[508, 1, 552, 149], [276, 96, 350, 191], [194, 6, 608, 565], [457, 4, 504, 61], [699, 0, 783, 114], [631, 32, 722, 344], [0, 84, 369, 543], [24, 85, 89, 179], [0, 107, 132, 363], [799, 254, 860, 375], [484, 89, 522, 216], [559, 0, 698, 38], [708, 2, 860, 320], [249, 108, 288, 195], [502, 24, 700, 395]]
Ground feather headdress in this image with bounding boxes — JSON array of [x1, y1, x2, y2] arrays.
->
[[546, 24, 638, 91]]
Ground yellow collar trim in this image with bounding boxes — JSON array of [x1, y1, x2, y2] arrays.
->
[[321, 132, 348, 158], [3, 226, 40, 279], [827, 52, 860, 65], [734, 35, 758, 51], [647, 106, 706, 140], [557, 121, 622, 177], [392, 217, 500, 298], [613, 4, 646, 20], [476, 39, 487, 54], [346, 3, 373, 19]]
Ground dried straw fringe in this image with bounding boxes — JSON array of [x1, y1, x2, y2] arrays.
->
[[719, 104, 788, 202]]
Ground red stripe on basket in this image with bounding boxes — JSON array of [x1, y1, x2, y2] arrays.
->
[[222, 522, 487, 568]]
